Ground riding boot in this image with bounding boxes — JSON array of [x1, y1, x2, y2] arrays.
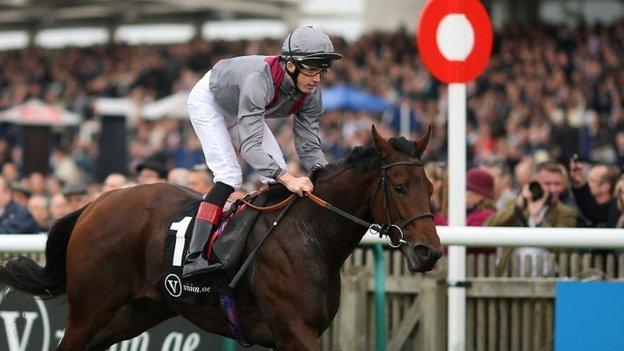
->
[[183, 182, 234, 279]]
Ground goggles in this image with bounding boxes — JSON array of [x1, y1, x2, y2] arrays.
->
[[297, 63, 328, 77]]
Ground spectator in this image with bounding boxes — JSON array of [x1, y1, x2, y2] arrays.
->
[[513, 157, 534, 192], [0, 176, 39, 234], [87, 183, 103, 202], [46, 176, 64, 196], [51, 147, 81, 183], [483, 159, 516, 210], [168, 167, 190, 186], [27, 172, 47, 196], [135, 156, 168, 185], [586, 164, 618, 205], [61, 181, 90, 213], [465, 168, 497, 228], [570, 158, 622, 227], [11, 182, 31, 206], [102, 173, 128, 192], [27, 195, 51, 231], [424, 161, 448, 226], [50, 193, 68, 220], [465, 168, 498, 256], [187, 166, 214, 195], [2, 162, 19, 184], [487, 161, 578, 276], [487, 161, 577, 227]]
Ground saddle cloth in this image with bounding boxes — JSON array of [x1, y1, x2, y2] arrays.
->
[[162, 185, 291, 304]]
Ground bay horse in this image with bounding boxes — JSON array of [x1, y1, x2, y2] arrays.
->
[[0, 126, 442, 350]]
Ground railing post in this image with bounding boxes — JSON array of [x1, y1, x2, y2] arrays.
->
[[420, 276, 447, 351], [374, 244, 387, 351], [222, 338, 235, 351], [337, 266, 368, 351]]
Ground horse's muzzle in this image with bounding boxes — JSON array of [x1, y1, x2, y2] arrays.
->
[[401, 244, 442, 272]]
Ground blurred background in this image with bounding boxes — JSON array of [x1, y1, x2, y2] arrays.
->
[[0, 0, 622, 231], [1, 2, 624, 350]]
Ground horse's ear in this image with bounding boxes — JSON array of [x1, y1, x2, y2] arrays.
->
[[372, 125, 393, 158], [414, 125, 432, 157]]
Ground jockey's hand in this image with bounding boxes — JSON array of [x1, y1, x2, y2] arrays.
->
[[278, 173, 314, 197]]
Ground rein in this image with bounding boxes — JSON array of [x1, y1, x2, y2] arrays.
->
[[237, 160, 433, 250], [240, 194, 295, 211]]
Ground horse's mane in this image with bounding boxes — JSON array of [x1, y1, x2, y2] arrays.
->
[[312, 136, 417, 183]]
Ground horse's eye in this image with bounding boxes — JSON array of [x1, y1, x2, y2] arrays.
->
[[393, 184, 406, 194]]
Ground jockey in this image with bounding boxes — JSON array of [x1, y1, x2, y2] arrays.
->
[[184, 25, 342, 278]]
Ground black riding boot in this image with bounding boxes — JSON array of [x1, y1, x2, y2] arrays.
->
[[183, 182, 234, 278]]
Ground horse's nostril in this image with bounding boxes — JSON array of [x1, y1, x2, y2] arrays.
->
[[414, 245, 431, 260], [414, 245, 442, 265]]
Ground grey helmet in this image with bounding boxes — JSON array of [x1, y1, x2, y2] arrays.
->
[[281, 26, 342, 68]]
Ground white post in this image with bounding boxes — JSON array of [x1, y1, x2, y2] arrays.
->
[[447, 83, 466, 351], [400, 100, 410, 137]]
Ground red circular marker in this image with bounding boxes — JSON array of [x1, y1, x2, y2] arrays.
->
[[416, 0, 493, 84]]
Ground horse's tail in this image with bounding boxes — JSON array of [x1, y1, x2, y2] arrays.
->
[[0, 206, 86, 298]]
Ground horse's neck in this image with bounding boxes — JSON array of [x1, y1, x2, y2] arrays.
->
[[309, 168, 377, 270]]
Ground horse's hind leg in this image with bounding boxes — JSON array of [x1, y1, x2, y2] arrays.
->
[[58, 273, 131, 350], [58, 299, 123, 350], [85, 298, 175, 351]]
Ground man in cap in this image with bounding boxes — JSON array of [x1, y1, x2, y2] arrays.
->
[[0, 175, 39, 234], [61, 180, 90, 213], [11, 182, 31, 206], [136, 155, 168, 185], [184, 25, 342, 277]]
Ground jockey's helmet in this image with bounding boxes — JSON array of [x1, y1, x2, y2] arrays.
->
[[281, 26, 342, 69]]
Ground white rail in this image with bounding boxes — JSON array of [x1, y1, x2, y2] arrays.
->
[[3, 227, 624, 253], [3, 226, 624, 351], [360, 226, 624, 248], [0, 234, 47, 252]]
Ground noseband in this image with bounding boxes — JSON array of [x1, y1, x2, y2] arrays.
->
[[306, 159, 433, 248]]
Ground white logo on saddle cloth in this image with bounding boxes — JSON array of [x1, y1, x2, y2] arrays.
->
[[164, 274, 182, 297]]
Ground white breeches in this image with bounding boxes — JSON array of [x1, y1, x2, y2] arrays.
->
[[187, 71, 286, 190]]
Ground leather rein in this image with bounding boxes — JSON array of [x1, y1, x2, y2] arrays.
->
[[241, 160, 433, 248]]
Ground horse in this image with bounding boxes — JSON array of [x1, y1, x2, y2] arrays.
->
[[0, 126, 442, 351]]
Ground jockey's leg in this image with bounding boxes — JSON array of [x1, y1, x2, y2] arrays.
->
[[183, 181, 234, 277], [185, 77, 240, 278]]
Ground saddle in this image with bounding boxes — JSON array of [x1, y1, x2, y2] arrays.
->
[[163, 184, 291, 303], [210, 184, 291, 278]]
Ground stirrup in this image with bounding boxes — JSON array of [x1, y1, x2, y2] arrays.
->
[[182, 258, 223, 279]]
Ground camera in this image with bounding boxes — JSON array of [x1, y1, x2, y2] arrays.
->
[[528, 181, 544, 200]]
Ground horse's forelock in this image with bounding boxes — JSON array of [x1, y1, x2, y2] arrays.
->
[[345, 146, 382, 172], [388, 137, 418, 158]]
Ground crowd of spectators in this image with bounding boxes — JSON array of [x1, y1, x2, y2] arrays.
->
[[0, 20, 623, 243]]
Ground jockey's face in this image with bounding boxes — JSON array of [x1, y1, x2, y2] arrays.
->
[[286, 61, 321, 94]]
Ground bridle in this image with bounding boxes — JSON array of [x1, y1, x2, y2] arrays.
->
[[306, 159, 434, 248]]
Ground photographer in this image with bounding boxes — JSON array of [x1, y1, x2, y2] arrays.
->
[[485, 161, 578, 228], [486, 161, 578, 276]]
